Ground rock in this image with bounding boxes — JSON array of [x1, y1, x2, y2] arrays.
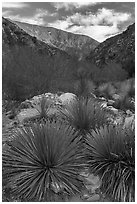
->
[[124, 115, 135, 129], [82, 193, 90, 199], [115, 115, 125, 125], [112, 94, 121, 100], [51, 182, 64, 194], [19, 93, 62, 112], [5, 121, 17, 129], [56, 91, 64, 96], [85, 174, 100, 185], [86, 194, 100, 201], [85, 174, 101, 193], [20, 100, 33, 109], [107, 99, 115, 106], [69, 195, 83, 202], [90, 92, 96, 98], [17, 108, 40, 123], [79, 169, 90, 178], [17, 93, 63, 123], [100, 101, 107, 108], [126, 110, 133, 116], [5, 111, 12, 116], [106, 106, 119, 114], [47, 107, 59, 118], [59, 93, 77, 106], [98, 97, 106, 101]]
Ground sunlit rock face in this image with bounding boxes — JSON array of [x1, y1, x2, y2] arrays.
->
[[87, 23, 135, 76], [12, 20, 99, 60]]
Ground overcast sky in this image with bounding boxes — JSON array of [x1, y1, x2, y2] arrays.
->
[[2, 2, 135, 42]]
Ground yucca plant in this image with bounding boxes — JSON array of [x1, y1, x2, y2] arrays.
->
[[58, 97, 109, 138], [36, 95, 51, 119], [2, 121, 86, 201], [86, 125, 135, 202]]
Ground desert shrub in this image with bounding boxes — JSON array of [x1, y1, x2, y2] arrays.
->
[[3, 47, 52, 100], [35, 95, 51, 119], [74, 78, 96, 97], [122, 59, 135, 78], [86, 125, 135, 202], [2, 121, 85, 201], [97, 82, 116, 99], [58, 97, 109, 138], [73, 60, 97, 97], [3, 46, 79, 101], [112, 78, 135, 111], [119, 78, 135, 98], [93, 63, 128, 83], [113, 96, 135, 112]]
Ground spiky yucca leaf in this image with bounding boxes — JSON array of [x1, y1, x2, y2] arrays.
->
[[86, 125, 135, 202], [3, 121, 85, 201], [36, 95, 51, 119], [58, 97, 108, 135]]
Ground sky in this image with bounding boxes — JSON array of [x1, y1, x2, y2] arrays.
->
[[2, 1, 135, 42]]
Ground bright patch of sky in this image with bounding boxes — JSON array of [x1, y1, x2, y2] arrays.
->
[[2, 2, 135, 42]]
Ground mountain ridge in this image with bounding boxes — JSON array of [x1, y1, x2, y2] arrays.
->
[[2, 17, 81, 100], [87, 22, 135, 76], [10, 19, 99, 59]]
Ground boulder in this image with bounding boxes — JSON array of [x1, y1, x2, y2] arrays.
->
[[126, 110, 133, 116], [59, 93, 77, 106], [106, 106, 119, 114], [17, 93, 64, 123], [85, 174, 100, 186], [124, 115, 135, 129], [21, 92, 61, 107], [112, 94, 121, 100], [20, 93, 62, 111], [47, 107, 59, 118], [17, 108, 40, 123], [86, 194, 100, 202], [100, 101, 107, 108], [114, 115, 125, 125], [107, 99, 115, 106], [20, 99, 33, 109], [85, 174, 101, 193]]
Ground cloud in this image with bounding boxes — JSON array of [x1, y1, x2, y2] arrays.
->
[[2, 10, 12, 16], [2, 8, 56, 26], [52, 2, 100, 11], [67, 8, 131, 26], [49, 8, 131, 42], [68, 25, 119, 42], [2, 2, 29, 9]]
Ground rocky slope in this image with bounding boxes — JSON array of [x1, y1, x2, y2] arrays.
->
[[2, 17, 69, 57], [12, 20, 99, 59], [2, 17, 80, 100], [87, 23, 135, 76]]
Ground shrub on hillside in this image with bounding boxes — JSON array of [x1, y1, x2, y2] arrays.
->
[[112, 78, 135, 111], [3, 46, 79, 101], [119, 78, 135, 98], [93, 63, 128, 83], [97, 82, 116, 98], [122, 59, 135, 78]]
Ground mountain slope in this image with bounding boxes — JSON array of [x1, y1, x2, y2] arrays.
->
[[87, 23, 135, 76], [2, 17, 80, 100], [12, 20, 99, 59]]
